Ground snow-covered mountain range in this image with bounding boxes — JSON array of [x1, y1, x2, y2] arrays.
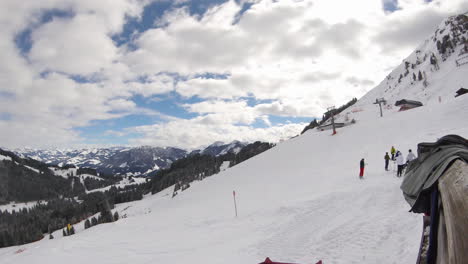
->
[[12, 141, 247, 176], [1, 14, 467, 264]]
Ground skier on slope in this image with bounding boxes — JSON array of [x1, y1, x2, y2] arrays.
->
[[384, 152, 390, 171], [359, 158, 365, 179], [406, 149, 416, 164], [390, 146, 396, 160], [396, 151, 405, 177], [66, 223, 72, 236]]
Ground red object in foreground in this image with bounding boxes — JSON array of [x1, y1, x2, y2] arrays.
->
[[258, 257, 322, 264]]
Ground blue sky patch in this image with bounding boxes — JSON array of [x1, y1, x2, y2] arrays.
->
[[193, 72, 230, 80], [233, 2, 254, 24], [0, 91, 16, 100], [112, 1, 173, 47], [245, 98, 275, 107], [0, 112, 12, 121], [76, 114, 158, 145], [382, 0, 400, 13], [132, 93, 200, 120]]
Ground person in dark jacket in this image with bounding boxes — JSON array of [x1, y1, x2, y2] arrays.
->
[[359, 158, 365, 179], [384, 152, 390, 171]]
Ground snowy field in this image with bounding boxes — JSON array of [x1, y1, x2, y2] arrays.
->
[[1, 90, 467, 263]]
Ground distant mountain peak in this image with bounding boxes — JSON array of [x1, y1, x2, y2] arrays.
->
[[210, 141, 225, 147], [200, 140, 246, 156]]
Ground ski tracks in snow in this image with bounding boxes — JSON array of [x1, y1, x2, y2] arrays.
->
[[252, 175, 421, 264]]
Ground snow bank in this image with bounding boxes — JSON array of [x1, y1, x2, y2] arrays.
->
[[0, 154, 12, 161]]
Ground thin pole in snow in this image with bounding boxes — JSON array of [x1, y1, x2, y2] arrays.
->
[[233, 190, 238, 217]]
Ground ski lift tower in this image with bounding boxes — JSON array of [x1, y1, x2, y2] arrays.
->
[[374, 98, 386, 117], [327, 106, 337, 135]]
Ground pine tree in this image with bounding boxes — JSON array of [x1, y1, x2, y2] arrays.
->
[[70, 226, 75, 235], [113, 211, 119, 221], [413, 73, 416, 81], [91, 217, 98, 226], [84, 219, 91, 229], [99, 210, 113, 223], [418, 71, 423, 81], [62, 229, 67, 237]]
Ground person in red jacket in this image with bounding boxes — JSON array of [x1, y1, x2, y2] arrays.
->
[[359, 158, 365, 179]]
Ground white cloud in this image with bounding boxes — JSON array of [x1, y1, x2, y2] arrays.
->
[[0, 0, 152, 148], [128, 118, 306, 149], [183, 100, 249, 114], [1, 0, 467, 148], [29, 14, 118, 75], [176, 77, 248, 99], [127, 74, 175, 97], [183, 98, 323, 123], [106, 98, 137, 111], [184, 100, 258, 125]]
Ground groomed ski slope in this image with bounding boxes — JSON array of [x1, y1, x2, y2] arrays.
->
[[1, 94, 467, 264]]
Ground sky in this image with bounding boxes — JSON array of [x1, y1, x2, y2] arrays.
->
[[0, 0, 467, 150]]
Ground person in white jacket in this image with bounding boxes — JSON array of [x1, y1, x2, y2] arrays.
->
[[396, 151, 405, 177], [406, 149, 416, 163]]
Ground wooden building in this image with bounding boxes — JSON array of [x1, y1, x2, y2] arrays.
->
[[395, 99, 423, 111], [316, 122, 345, 131]]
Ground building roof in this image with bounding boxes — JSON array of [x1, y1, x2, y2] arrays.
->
[[455, 88, 468, 97], [395, 99, 423, 107]]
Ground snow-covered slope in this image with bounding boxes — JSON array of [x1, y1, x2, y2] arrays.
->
[[358, 14, 468, 106], [1, 14, 467, 264], [2, 93, 467, 264]]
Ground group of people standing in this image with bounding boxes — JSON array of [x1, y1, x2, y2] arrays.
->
[[384, 146, 416, 177], [358, 146, 417, 179]]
